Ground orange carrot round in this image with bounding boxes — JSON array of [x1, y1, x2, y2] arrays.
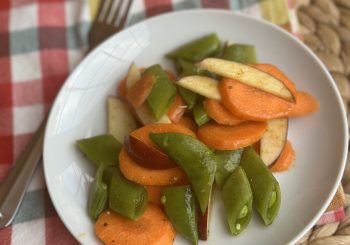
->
[[145, 185, 164, 205], [127, 74, 155, 108], [197, 121, 267, 150], [270, 141, 296, 172], [117, 78, 127, 100], [119, 148, 188, 186], [95, 205, 176, 245], [203, 98, 245, 126], [251, 64, 297, 96], [287, 91, 319, 117], [177, 116, 198, 132], [219, 79, 294, 121], [167, 94, 187, 123]]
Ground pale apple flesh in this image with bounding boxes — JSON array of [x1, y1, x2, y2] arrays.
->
[[107, 96, 137, 143], [177, 75, 221, 100], [196, 58, 295, 102], [260, 118, 288, 166], [126, 62, 141, 90], [135, 104, 171, 125]]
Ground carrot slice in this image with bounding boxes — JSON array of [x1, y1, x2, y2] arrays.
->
[[96, 205, 176, 245], [203, 99, 245, 126], [130, 123, 196, 150], [165, 70, 176, 82], [117, 78, 127, 100], [270, 141, 295, 172], [119, 148, 188, 186], [251, 64, 297, 95], [287, 91, 319, 117], [177, 116, 198, 132], [167, 94, 187, 123], [127, 74, 155, 108], [145, 185, 163, 205], [197, 121, 267, 150], [219, 79, 294, 121]]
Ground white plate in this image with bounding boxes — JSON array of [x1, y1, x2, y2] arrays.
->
[[43, 9, 348, 245]]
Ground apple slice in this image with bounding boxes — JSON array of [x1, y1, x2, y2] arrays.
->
[[177, 75, 221, 100], [197, 190, 212, 240], [135, 104, 171, 125], [107, 96, 137, 143], [260, 118, 288, 166], [126, 62, 141, 90], [124, 135, 177, 169], [124, 63, 171, 125], [196, 58, 295, 102]]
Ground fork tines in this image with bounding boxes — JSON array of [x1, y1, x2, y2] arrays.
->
[[98, 0, 133, 29]]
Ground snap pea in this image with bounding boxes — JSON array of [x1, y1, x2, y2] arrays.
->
[[176, 58, 199, 76], [221, 166, 253, 235], [76, 134, 122, 167], [178, 86, 198, 110], [166, 33, 221, 62], [193, 101, 211, 126], [240, 146, 281, 225], [102, 166, 117, 184], [150, 133, 216, 213], [222, 43, 257, 63], [88, 163, 108, 220], [215, 149, 244, 189], [145, 64, 177, 120], [109, 167, 148, 220], [175, 58, 218, 79], [162, 186, 198, 245]]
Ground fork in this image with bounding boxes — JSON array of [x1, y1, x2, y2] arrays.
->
[[89, 0, 133, 50], [0, 0, 133, 228]]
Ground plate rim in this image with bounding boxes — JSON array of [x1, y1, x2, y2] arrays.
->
[[43, 8, 349, 245]]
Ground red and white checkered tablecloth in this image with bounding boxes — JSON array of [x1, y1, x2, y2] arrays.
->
[[0, 0, 344, 244]]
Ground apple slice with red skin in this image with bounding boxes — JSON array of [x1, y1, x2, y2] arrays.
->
[[197, 191, 212, 240], [260, 118, 288, 166], [124, 135, 177, 169]]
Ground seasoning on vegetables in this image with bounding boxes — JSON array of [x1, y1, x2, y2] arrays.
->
[[150, 132, 217, 213]]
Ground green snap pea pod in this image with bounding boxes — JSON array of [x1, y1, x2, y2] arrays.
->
[[222, 43, 257, 63], [166, 33, 221, 62], [77, 134, 122, 167], [145, 64, 177, 120], [215, 149, 243, 189], [109, 167, 148, 220], [221, 166, 253, 235], [88, 163, 108, 220], [175, 58, 219, 79], [240, 146, 281, 225], [193, 101, 211, 126], [176, 58, 198, 76], [178, 86, 198, 110], [150, 133, 216, 213], [162, 186, 198, 245], [102, 166, 117, 184]]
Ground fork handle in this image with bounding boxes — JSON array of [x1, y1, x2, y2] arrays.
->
[[0, 118, 46, 227]]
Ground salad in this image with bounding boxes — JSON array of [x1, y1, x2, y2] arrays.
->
[[76, 33, 319, 245]]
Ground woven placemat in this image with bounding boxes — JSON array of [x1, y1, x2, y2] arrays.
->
[[296, 0, 350, 244]]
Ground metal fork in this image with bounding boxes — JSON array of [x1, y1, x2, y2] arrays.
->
[[0, 0, 133, 228], [89, 0, 133, 50]]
